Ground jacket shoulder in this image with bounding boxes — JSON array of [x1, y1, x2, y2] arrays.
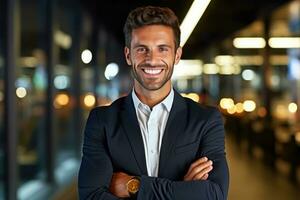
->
[[183, 97, 221, 120], [89, 95, 127, 120]]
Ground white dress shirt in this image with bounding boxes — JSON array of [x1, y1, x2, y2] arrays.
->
[[132, 88, 174, 177]]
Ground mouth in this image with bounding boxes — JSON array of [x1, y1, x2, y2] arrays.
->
[[142, 68, 163, 75]]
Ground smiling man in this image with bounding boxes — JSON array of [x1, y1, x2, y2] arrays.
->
[[78, 6, 229, 200], [125, 24, 181, 107]]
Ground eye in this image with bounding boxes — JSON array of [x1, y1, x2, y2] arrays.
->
[[136, 47, 147, 53], [159, 46, 169, 52]]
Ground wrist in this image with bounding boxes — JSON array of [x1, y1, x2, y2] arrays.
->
[[126, 176, 140, 198]]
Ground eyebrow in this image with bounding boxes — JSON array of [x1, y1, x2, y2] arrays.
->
[[157, 44, 172, 48], [132, 44, 172, 49], [132, 44, 148, 49]]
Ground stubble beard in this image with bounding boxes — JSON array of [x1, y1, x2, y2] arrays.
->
[[131, 60, 175, 91]]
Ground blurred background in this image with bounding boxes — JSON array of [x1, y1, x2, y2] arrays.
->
[[0, 0, 300, 199]]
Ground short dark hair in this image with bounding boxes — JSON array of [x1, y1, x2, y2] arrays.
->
[[123, 6, 181, 49]]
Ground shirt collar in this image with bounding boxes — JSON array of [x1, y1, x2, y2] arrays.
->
[[132, 88, 174, 112]]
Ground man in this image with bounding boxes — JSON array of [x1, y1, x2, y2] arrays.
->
[[78, 6, 229, 200]]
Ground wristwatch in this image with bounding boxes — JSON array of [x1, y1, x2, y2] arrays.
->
[[126, 176, 140, 198]]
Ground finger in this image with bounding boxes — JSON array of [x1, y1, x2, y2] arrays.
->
[[202, 173, 209, 180], [192, 166, 213, 180], [188, 160, 212, 178], [185, 160, 213, 180], [186, 157, 208, 175], [185, 164, 212, 181], [189, 173, 209, 181]]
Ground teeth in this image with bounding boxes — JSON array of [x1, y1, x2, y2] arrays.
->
[[144, 69, 162, 75]]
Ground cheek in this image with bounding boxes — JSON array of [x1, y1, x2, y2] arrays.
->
[[166, 53, 176, 64], [134, 53, 146, 60], [132, 55, 145, 66]]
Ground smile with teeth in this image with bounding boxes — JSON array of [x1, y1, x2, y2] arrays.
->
[[143, 68, 163, 75]]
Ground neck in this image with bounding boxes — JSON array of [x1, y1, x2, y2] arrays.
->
[[134, 82, 171, 108]]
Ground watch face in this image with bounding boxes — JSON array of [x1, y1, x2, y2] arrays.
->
[[127, 178, 140, 194]]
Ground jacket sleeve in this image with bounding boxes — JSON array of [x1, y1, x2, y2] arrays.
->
[[136, 109, 229, 200], [78, 108, 121, 200]]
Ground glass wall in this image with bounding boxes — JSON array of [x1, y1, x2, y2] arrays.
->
[[17, 0, 48, 198], [268, 0, 300, 181], [206, 0, 300, 183], [0, 0, 128, 199], [0, 0, 85, 199], [53, 0, 81, 185]]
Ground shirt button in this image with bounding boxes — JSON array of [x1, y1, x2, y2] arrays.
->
[[151, 150, 154, 154]]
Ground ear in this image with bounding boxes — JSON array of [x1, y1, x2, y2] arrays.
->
[[174, 47, 182, 65], [124, 47, 132, 65]]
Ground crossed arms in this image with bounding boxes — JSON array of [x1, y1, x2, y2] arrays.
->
[[78, 108, 229, 200]]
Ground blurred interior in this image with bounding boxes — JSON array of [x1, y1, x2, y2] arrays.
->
[[0, 0, 300, 199]]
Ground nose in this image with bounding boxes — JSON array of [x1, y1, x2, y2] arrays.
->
[[145, 49, 160, 65]]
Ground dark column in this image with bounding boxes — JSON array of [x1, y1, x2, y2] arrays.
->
[[70, 0, 83, 158], [3, 0, 20, 199], [91, 22, 100, 100], [262, 16, 272, 123], [262, 16, 275, 168], [45, 0, 57, 183], [98, 26, 108, 91]]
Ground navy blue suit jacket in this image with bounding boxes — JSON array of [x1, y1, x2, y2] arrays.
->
[[78, 91, 229, 199]]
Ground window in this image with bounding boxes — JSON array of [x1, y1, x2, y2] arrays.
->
[[53, 0, 81, 185], [16, 1, 48, 198]]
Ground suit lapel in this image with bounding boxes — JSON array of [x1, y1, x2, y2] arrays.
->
[[158, 91, 187, 176], [121, 94, 148, 175]]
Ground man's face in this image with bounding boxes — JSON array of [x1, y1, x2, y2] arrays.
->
[[124, 25, 182, 91]]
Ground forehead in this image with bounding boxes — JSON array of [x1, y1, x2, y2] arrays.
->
[[131, 25, 175, 46]]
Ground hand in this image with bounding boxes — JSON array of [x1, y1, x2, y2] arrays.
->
[[109, 172, 133, 198], [184, 157, 213, 181]]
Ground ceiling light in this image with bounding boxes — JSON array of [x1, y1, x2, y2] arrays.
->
[[243, 100, 256, 112], [84, 93, 96, 107], [269, 37, 300, 48], [54, 93, 69, 108], [104, 63, 119, 80], [288, 102, 298, 113], [215, 55, 235, 66], [81, 49, 92, 64], [235, 103, 244, 113], [220, 98, 234, 110], [233, 37, 266, 49], [55, 30, 72, 49], [242, 69, 255, 81], [227, 106, 237, 114], [180, 0, 211, 47], [54, 75, 69, 89], [173, 59, 203, 79], [233, 55, 263, 66], [16, 87, 27, 98], [203, 64, 219, 74]]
